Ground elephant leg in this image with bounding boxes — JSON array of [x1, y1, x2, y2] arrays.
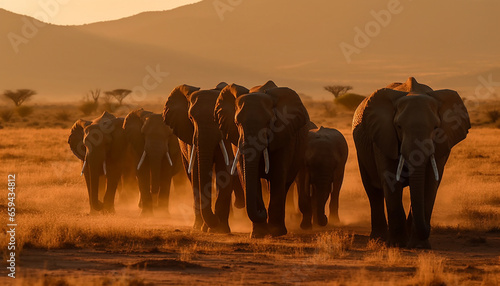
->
[[191, 160, 204, 231], [329, 167, 345, 225], [268, 179, 289, 237], [250, 179, 269, 239], [383, 183, 407, 247], [212, 160, 232, 233], [137, 166, 153, 216], [297, 170, 312, 230], [103, 169, 120, 214], [359, 164, 387, 241], [83, 165, 94, 212]]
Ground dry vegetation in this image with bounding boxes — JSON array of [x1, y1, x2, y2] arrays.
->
[[0, 100, 499, 285]]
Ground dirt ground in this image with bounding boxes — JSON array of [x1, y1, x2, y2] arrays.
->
[[7, 224, 500, 285]]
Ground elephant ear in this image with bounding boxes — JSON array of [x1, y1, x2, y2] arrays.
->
[[250, 80, 278, 93], [428, 89, 471, 152], [215, 83, 249, 145], [163, 85, 200, 144], [68, 119, 91, 161], [265, 87, 309, 150], [358, 88, 407, 160]]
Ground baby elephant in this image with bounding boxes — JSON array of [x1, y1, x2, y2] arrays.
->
[[297, 127, 348, 229]]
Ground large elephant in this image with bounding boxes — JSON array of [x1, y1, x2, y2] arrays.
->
[[215, 81, 310, 238], [297, 126, 348, 229], [68, 111, 127, 213], [123, 109, 183, 216], [163, 83, 244, 233], [352, 77, 470, 248]]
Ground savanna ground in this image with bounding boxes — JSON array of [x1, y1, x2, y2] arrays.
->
[[1, 98, 500, 285]]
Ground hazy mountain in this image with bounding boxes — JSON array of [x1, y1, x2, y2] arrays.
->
[[1, 0, 499, 102]]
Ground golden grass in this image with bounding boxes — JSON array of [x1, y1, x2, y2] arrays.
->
[[315, 230, 354, 260], [0, 103, 499, 284]]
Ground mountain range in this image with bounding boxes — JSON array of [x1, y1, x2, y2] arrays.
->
[[1, 0, 499, 102]]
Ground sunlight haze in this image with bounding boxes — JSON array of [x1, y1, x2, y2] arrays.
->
[[0, 0, 202, 25]]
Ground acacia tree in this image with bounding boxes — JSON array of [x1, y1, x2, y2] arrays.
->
[[89, 88, 100, 104], [323, 85, 352, 98], [105, 89, 131, 106], [3, 89, 36, 106]]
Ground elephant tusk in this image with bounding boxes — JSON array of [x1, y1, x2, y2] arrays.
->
[[188, 145, 196, 174], [166, 151, 173, 166], [396, 155, 405, 182], [80, 160, 86, 176], [103, 161, 107, 176], [137, 151, 146, 171], [430, 154, 439, 181], [230, 147, 239, 175], [219, 140, 230, 166], [263, 148, 270, 174]]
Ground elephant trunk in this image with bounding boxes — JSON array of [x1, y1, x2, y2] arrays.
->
[[242, 145, 267, 223], [197, 130, 220, 229], [87, 157, 103, 211], [149, 154, 163, 195], [409, 164, 430, 240]]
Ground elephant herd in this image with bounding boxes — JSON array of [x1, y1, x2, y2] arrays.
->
[[68, 77, 470, 249]]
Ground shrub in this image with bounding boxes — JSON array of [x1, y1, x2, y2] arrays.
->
[[486, 109, 500, 123], [55, 110, 71, 121], [335, 93, 365, 111], [0, 109, 13, 122], [78, 101, 98, 116], [16, 105, 33, 117], [322, 102, 337, 118]]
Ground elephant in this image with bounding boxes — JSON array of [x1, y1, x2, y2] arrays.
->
[[123, 109, 183, 216], [297, 126, 348, 230], [215, 81, 310, 238], [352, 77, 470, 248], [68, 111, 127, 213], [163, 83, 245, 233]]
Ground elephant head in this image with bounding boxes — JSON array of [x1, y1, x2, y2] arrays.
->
[[163, 83, 230, 230], [68, 111, 126, 212], [358, 77, 470, 245], [249, 80, 278, 93], [215, 85, 309, 224]]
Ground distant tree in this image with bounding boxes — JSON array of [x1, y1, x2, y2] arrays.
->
[[105, 89, 132, 106], [3, 89, 36, 106], [335, 93, 366, 111], [88, 88, 101, 104], [323, 85, 353, 99]]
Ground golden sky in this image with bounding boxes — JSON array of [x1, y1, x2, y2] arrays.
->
[[0, 0, 202, 25]]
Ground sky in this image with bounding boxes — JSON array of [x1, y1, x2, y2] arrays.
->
[[0, 0, 202, 25]]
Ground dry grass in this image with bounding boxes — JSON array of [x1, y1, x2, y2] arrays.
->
[[315, 230, 354, 259], [0, 102, 499, 284], [410, 253, 450, 286]]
